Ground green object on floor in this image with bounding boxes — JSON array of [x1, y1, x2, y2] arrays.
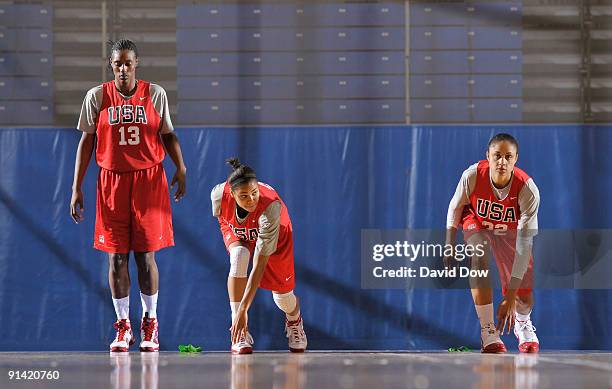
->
[[448, 346, 472, 352], [178, 344, 202, 353]]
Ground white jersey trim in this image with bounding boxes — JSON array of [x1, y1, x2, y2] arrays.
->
[[255, 201, 281, 256], [211, 182, 225, 217], [446, 163, 478, 229], [77, 85, 102, 134]]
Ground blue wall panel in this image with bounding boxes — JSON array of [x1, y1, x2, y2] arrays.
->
[[471, 99, 521, 122], [0, 101, 52, 124], [0, 126, 610, 351], [0, 53, 52, 76], [411, 27, 469, 50], [469, 51, 522, 73], [410, 2, 520, 27], [470, 27, 521, 49], [466, 3, 522, 26], [179, 76, 404, 100], [411, 100, 470, 122], [0, 77, 53, 100], [177, 3, 403, 28], [178, 52, 404, 76], [0, 29, 52, 52], [471, 75, 522, 97], [178, 27, 404, 52], [411, 3, 469, 26], [411, 52, 470, 74], [0, 4, 52, 28], [410, 75, 469, 98], [178, 100, 404, 125]]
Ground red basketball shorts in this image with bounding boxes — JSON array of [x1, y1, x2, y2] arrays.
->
[[219, 220, 295, 293], [461, 206, 533, 297], [94, 164, 174, 253]]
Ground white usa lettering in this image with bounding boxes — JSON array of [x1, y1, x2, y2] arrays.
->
[[108, 105, 148, 125]]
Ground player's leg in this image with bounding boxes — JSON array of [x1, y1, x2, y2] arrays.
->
[[108, 252, 135, 352], [516, 291, 534, 314], [273, 291, 301, 319], [493, 235, 539, 353], [134, 251, 160, 352], [264, 234, 306, 353], [95, 167, 135, 352], [467, 232, 506, 353], [109, 253, 131, 304], [226, 241, 253, 354], [272, 290, 307, 352], [514, 286, 539, 353], [227, 241, 250, 317], [130, 164, 174, 352], [134, 252, 159, 318]]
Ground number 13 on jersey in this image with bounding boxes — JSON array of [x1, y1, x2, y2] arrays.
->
[[118, 125, 140, 145]]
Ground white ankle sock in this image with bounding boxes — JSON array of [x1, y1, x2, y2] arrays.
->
[[113, 296, 130, 320], [515, 310, 531, 322], [230, 302, 240, 322], [140, 292, 158, 318], [475, 303, 494, 327]]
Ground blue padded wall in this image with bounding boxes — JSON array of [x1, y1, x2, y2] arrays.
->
[[0, 125, 610, 351]]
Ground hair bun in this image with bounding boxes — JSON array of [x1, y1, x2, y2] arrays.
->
[[226, 157, 242, 171]]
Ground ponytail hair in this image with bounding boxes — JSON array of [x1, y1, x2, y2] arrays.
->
[[226, 157, 257, 189]]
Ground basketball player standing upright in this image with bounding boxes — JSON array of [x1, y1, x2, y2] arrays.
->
[[70, 39, 187, 352]]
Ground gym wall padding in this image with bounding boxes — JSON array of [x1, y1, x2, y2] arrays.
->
[[0, 125, 610, 351]]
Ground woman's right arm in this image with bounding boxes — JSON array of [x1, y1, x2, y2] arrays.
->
[[70, 132, 95, 223]]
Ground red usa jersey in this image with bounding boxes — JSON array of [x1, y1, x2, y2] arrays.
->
[[93, 80, 164, 172], [212, 181, 293, 256], [469, 160, 531, 231]]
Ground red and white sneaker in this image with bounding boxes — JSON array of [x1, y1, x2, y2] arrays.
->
[[110, 319, 135, 352], [231, 332, 254, 355], [480, 322, 507, 353], [514, 318, 539, 353], [285, 316, 307, 353], [139, 315, 160, 352]]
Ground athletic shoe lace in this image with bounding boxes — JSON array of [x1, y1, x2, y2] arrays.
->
[[482, 322, 496, 335], [286, 320, 304, 343], [236, 332, 253, 347], [142, 319, 155, 341], [114, 321, 128, 341], [237, 335, 248, 346], [516, 320, 536, 339]]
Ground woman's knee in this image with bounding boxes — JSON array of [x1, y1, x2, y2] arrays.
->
[[134, 252, 156, 271], [108, 253, 129, 272]]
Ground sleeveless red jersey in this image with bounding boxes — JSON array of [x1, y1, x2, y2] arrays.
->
[[218, 181, 293, 246], [468, 160, 531, 232], [95, 80, 164, 172]]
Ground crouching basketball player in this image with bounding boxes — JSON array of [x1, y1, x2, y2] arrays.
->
[[445, 133, 540, 353], [70, 39, 187, 352], [211, 158, 307, 354]]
